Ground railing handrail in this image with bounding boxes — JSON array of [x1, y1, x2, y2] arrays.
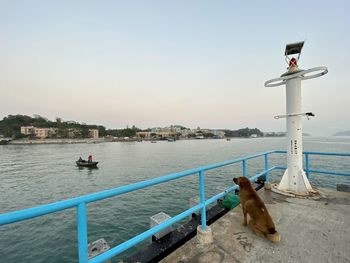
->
[[274, 150, 350, 157], [1, 150, 349, 263], [0, 150, 274, 226]]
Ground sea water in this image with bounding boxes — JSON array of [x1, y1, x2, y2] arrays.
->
[[0, 137, 349, 262]]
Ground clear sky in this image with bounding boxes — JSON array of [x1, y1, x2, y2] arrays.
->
[[0, 1, 349, 136]]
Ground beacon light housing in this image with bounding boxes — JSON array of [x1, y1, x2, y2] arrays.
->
[[284, 41, 305, 66]]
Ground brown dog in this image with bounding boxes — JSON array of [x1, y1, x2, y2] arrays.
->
[[233, 176, 280, 242]]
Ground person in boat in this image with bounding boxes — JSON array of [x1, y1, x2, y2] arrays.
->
[[78, 157, 87, 163], [88, 155, 93, 163]]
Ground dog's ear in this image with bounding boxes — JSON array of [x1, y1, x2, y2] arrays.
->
[[233, 177, 239, 184]]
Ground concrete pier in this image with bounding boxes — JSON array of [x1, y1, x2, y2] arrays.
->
[[161, 188, 350, 263]]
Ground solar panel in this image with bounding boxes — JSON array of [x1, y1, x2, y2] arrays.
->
[[285, 41, 304, 56]]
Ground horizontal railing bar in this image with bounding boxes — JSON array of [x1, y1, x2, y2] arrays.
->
[[1, 171, 193, 225], [303, 151, 350, 157], [308, 169, 350, 176], [269, 166, 350, 177], [198, 150, 275, 171], [274, 150, 350, 157], [249, 167, 276, 182], [0, 151, 274, 226], [0, 198, 78, 226], [89, 204, 203, 263], [2, 150, 347, 225]]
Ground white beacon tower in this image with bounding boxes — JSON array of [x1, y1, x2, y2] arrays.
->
[[264, 42, 328, 196]]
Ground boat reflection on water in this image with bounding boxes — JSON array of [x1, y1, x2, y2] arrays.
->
[[77, 165, 99, 170]]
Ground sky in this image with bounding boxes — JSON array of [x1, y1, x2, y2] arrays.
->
[[0, 1, 349, 136]]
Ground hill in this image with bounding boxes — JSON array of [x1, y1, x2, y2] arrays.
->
[[333, 130, 350, 136], [224, 127, 263, 137], [0, 115, 106, 139]]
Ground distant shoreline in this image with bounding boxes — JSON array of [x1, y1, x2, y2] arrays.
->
[[8, 138, 106, 145], [3, 136, 285, 145]]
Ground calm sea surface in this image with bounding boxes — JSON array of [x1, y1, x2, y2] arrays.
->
[[1, 137, 349, 262]]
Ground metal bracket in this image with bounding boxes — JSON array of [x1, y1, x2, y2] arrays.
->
[[274, 112, 315, 120]]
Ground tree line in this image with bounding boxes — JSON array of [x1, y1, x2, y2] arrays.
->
[[223, 127, 263, 137], [0, 114, 266, 139], [0, 115, 138, 139]]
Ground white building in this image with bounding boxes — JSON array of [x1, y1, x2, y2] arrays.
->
[[136, 131, 152, 138], [21, 126, 57, 139], [89, 129, 99, 139], [34, 128, 56, 139], [20, 126, 35, 135]]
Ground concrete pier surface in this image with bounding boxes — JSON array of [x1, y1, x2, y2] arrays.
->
[[161, 188, 350, 263]]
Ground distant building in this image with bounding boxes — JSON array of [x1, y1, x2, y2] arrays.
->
[[20, 126, 99, 139], [20, 126, 56, 139], [89, 129, 99, 139], [151, 127, 162, 133], [149, 126, 179, 138], [180, 129, 192, 138], [137, 126, 224, 139], [136, 131, 152, 138], [20, 126, 35, 135], [34, 128, 56, 139], [212, 130, 225, 138]]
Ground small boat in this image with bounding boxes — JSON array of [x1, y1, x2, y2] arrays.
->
[[76, 161, 98, 167]]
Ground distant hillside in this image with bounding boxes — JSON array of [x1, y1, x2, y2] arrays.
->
[[333, 130, 350, 136], [224, 127, 263, 137], [0, 114, 107, 139], [263, 132, 311, 137]]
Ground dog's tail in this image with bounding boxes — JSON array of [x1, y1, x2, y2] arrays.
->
[[266, 228, 281, 242]]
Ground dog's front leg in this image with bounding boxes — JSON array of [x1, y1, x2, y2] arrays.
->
[[242, 205, 248, 226]]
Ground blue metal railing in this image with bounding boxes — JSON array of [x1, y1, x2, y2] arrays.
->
[[0, 150, 349, 263], [273, 151, 350, 178]]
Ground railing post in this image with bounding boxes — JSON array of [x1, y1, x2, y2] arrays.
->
[[242, 160, 247, 177], [77, 203, 89, 263], [264, 154, 269, 183], [305, 153, 310, 179], [199, 170, 206, 231]]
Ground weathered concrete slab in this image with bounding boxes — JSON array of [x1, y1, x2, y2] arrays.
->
[[161, 188, 350, 263]]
